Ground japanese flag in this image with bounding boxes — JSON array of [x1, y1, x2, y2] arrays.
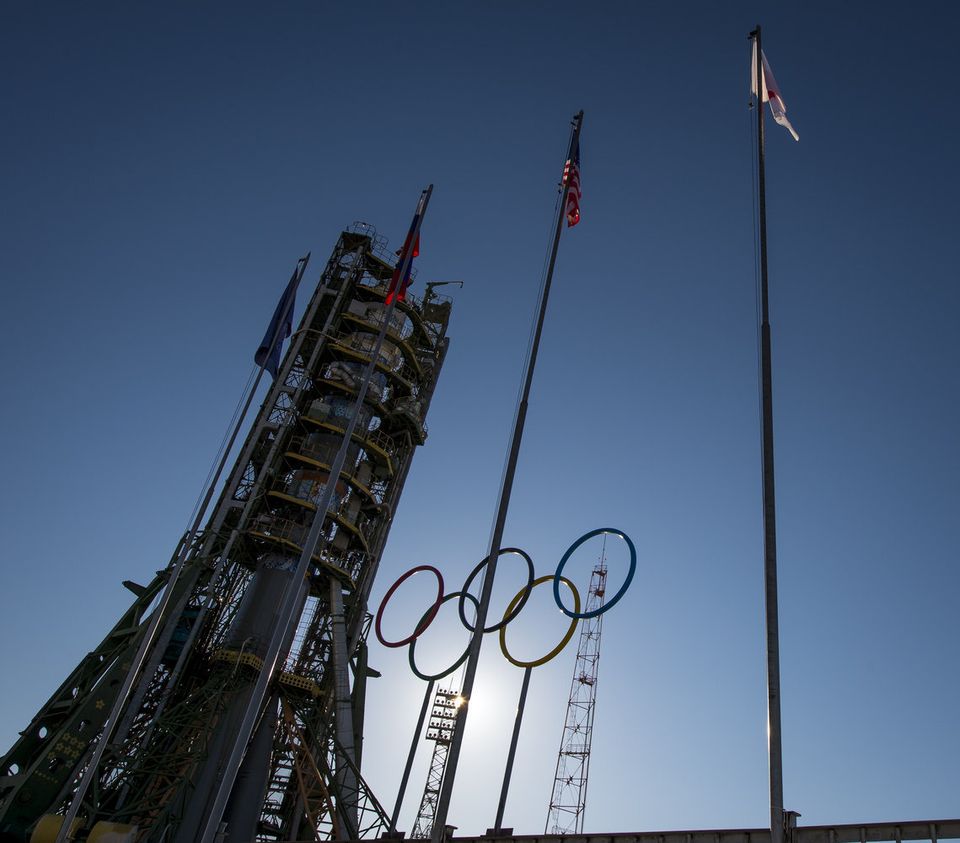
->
[[752, 42, 800, 142]]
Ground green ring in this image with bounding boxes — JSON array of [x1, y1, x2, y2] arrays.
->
[[408, 591, 480, 682]]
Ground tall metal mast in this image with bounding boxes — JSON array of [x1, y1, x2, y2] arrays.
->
[[545, 550, 607, 835], [750, 25, 785, 843], [431, 110, 584, 843]]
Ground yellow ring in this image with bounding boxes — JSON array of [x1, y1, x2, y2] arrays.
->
[[498, 575, 581, 668]]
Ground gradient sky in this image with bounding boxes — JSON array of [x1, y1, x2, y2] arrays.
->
[[2, 2, 958, 838]]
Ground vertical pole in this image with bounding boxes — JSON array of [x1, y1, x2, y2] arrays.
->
[[751, 25, 785, 843], [493, 667, 532, 831], [430, 112, 583, 843], [330, 579, 360, 839], [54, 255, 310, 843], [389, 680, 436, 833], [198, 187, 433, 843]]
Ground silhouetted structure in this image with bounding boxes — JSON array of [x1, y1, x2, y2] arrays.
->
[[0, 223, 454, 843]]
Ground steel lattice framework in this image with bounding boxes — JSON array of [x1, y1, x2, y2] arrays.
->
[[545, 555, 607, 835], [0, 224, 454, 843], [411, 689, 460, 840]]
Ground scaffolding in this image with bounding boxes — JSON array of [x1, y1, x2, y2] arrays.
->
[[0, 223, 454, 843]]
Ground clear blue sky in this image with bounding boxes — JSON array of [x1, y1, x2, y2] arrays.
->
[[1, 1, 958, 837]]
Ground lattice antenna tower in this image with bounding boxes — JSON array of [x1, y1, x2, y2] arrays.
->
[[410, 688, 461, 839], [545, 540, 608, 835]]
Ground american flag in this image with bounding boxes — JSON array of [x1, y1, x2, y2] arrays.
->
[[562, 146, 581, 227]]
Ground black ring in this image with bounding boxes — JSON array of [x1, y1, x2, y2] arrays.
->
[[456, 547, 535, 634], [408, 591, 480, 682]]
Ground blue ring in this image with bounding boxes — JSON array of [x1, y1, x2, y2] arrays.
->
[[553, 527, 636, 619]]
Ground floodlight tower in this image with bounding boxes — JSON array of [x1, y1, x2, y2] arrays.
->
[[545, 552, 608, 835], [0, 223, 455, 843], [410, 689, 461, 839]]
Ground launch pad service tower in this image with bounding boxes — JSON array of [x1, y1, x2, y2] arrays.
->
[[0, 223, 454, 843]]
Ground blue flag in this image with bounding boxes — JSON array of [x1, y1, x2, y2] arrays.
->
[[255, 263, 303, 379]]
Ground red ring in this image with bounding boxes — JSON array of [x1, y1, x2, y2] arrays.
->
[[374, 565, 445, 648]]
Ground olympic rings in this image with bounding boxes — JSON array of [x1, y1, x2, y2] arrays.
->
[[374, 565, 444, 648], [408, 591, 480, 682], [457, 547, 535, 634], [498, 575, 580, 668], [553, 527, 637, 620], [373, 528, 637, 669]]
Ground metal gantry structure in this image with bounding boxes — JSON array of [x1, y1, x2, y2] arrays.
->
[[0, 223, 455, 843], [410, 690, 461, 840], [545, 553, 607, 835]]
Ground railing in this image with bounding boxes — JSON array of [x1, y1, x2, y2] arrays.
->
[[344, 223, 451, 350], [326, 328, 420, 388], [286, 435, 346, 471], [346, 221, 388, 254], [285, 436, 382, 502], [319, 364, 390, 406], [446, 821, 960, 843], [299, 412, 397, 461], [249, 513, 311, 548], [344, 304, 414, 342], [357, 270, 421, 304], [346, 221, 408, 277], [247, 515, 369, 583], [341, 314, 422, 379], [268, 481, 379, 550]]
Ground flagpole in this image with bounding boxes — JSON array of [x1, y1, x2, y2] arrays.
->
[[750, 25, 785, 843], [430, 111, 584, 843], [54, 254, 311, 843], [197, 187, 432, 843]]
